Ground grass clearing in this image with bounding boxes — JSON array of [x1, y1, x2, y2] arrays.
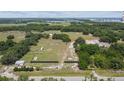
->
[[63, 32, 98, 41], [0, 31, 26, 43]]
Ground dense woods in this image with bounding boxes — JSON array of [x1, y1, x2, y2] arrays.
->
[[0, 38, 16, 52], [74, 37, 124, 70], [0, 33, 42, 65]]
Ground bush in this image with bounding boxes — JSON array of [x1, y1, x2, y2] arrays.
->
[[52, 33, 71, 42], [7, 35, 14, 39], [18, 75, 28, 81], [14, 66, 34, 72], [0, 76, 13, 81]]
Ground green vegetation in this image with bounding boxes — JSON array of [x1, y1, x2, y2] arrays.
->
[[0, 33, 42, 65], [52, 33, 71, 42], [15, 69, 91, 76], [74, 37, 124, 70], [0, 76, 13, 81], [18, 75, 28, 81], [0, 39, 16, 52], [62, 22, 124, 43], [0, 21, 124, 77], [0, 31, 26, 42], [14, 66, 34, 72], [21, 38, 67, 62]]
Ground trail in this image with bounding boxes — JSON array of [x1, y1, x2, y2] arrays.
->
[[0, 66, 18, 80]]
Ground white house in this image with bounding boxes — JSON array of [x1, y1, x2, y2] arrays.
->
[[15, 60, 25, 66]]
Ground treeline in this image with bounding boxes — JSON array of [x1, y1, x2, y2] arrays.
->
[[74, 37, 124, 70], [0, 23, 63, 32], [0, 22, 124, 43], [0, 33, 42, 65], [0, 18, 44, 24], [52, 33, 71, 42]]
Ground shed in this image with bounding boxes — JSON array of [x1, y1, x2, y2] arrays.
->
[[15, 60, 25, 66]]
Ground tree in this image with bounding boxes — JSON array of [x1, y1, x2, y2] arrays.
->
[[7, 35, 14, 39], [78, 52, 90, 70], [0, 33, 41, 65], [74, 37, 85, 48], [18, 75, 28, 81], [80, 44, 100, 55], [110, 58, 124, 69], [110, 43, 124, 56], [52, 33, 71, 42], [93, 54, 108, 68]]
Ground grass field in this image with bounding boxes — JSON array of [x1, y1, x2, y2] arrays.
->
[[96, 70, 124, 77], [15, 69, 91, 76], [21, 38, 67, 62], [63, 32, 98, 41], [0, 31, 26, 43]]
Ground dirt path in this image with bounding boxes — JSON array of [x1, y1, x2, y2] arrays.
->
[[0, 66, 18, 80]]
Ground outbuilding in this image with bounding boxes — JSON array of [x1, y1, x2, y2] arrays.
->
[[15, 60, 25, 66]]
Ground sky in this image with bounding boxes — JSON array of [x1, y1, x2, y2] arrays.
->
[[0, 11, 123, 18]]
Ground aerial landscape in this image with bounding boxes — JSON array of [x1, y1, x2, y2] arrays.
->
[[0, 11, 124, 81]]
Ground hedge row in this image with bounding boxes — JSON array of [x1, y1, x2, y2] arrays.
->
[[64, 61, 79, 63], [31, 61, 59, 63]]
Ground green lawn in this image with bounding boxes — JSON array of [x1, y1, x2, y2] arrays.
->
[[0, 31, 26, 43], [96, 69, 124, 77], [15, 69, 91, 76]]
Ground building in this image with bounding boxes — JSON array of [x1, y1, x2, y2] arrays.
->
[[86, 39, 110, 48], [15, 60, 25, 66]]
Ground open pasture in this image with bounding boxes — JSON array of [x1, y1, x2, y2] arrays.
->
[[21, 38, 67, 62]]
